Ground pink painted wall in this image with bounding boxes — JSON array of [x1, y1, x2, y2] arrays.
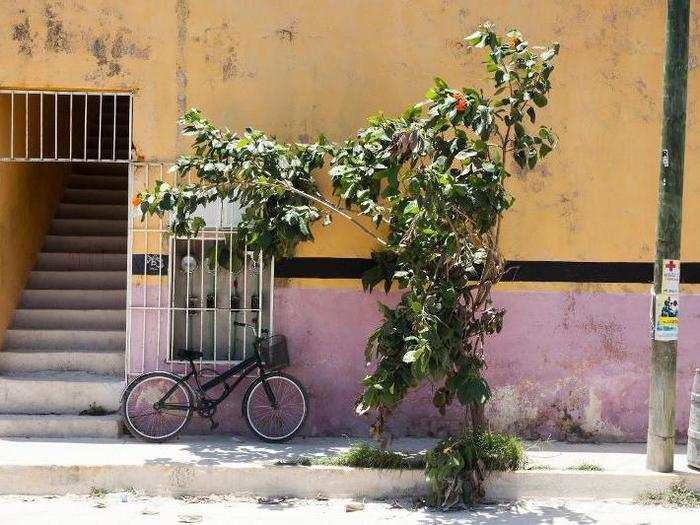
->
[[128, 284, 700, 441]]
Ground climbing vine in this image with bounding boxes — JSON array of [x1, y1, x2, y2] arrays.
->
[[136, 22, 559, 506]]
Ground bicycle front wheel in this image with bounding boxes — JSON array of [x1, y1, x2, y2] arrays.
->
[[242, 372, 308, 443], [121, 371, 194, 442]]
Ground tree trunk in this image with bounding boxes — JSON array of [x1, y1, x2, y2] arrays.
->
[[468, 403, 485, 432]]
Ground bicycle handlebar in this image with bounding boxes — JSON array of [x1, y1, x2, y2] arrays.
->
[[233, 321, 268, 336]]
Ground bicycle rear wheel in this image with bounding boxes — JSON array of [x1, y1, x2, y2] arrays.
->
[[242, 372, 308, 443], [121, 371, 194, 442]]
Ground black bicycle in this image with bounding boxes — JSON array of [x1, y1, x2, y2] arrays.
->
[[121, 322, 308, 443]]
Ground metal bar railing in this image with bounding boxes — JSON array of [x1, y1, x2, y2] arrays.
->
[[0, 89, 133, 163], [53, 92, 57, 160]]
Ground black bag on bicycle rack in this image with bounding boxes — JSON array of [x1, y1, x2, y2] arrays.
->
[[258, 335, 289, 369]]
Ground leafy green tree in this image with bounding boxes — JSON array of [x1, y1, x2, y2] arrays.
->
[[136, 22, 559, 505], [329, 23, 558, 439]]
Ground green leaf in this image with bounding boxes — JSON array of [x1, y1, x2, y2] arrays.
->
[[433, 77, 449, 90], [402, 350, 418, 363], [526, 107, 536, 123], [532, 93, 548, 107], [404, 200, 420, 216], [402, 104, 423, 121], [464, 31, 483, 46]]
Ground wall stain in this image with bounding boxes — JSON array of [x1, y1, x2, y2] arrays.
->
[[559, 292, 576, 330], [88, 29, 150, 78], [633, 79, 654, 122], [557, 191, 579, 234], [111, 31, 150, 60], [91, 37, 108, 65], [197, 23, 255, 82], [221, 46, 239, 81], [176, 0, 189, 124], [276, 20, 298, 43], [553, 402, 595, 442], [11, 13, 35, 56], [581, 318, 627, 361], [44, 3, 71, 53], [445, 38, 471, 67]]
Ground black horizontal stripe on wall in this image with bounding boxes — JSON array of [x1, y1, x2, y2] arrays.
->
[[276, 257, 375, 279], [274, 258, 700, 284]]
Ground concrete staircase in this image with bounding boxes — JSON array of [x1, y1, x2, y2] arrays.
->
[[0, 169, 128, 438]]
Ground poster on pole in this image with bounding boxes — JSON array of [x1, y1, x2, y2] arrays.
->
[[654, 259, 680, 341], [661, 259, 680, 294]]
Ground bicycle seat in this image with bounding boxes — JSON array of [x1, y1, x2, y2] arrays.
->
[[181, 350, 204, 360]]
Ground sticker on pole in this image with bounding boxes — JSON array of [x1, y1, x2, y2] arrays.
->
[[655, 293, 679, 341], [661, 259, 680, 293], [654, 259, 680, 341]]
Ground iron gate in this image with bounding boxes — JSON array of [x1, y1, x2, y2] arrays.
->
[[126, 162, 274, 377]]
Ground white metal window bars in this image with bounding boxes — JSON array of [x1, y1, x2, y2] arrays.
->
[[127, 162, 274, 376], [0, 90, 132, 162]]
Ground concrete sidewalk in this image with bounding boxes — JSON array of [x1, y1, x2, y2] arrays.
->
[[0, 436, 698, 500]]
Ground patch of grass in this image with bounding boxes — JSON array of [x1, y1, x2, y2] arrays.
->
[[525, 463, 553, 470], [314, 443, 425, 470], [636, 481, 700, 508], [89, 487, 108, 498], [425, 431, 524, 507], [476, 432, 525, 471], [80, 403, 113, 416], [273, 457, 313, 467], [566, 463, 604, 471]]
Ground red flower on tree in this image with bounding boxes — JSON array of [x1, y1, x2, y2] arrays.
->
[[454, 93, 467, 112]]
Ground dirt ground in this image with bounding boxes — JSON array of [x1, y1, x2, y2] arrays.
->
[[0, 493, 696, 524]]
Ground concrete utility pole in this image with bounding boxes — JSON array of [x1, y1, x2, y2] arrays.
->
[[646, 0, 690, 473]]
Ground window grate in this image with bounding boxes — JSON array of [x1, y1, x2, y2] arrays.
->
[[126, 162, 274, 375], [0, 90, 132, 162]]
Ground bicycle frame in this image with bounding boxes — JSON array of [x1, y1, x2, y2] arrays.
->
[[156, 324, 278, 413]]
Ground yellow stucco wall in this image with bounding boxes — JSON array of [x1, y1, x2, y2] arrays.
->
[[0, 161, 69, 345], [0, 88, 70, 347], [0, 1, 697, 271]]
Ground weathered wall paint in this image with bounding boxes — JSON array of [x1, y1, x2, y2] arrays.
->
[[2, 1, 700, 439], [1, 1, 697, 263], [272, 287, 700, 441], [129, 284, 699, 440]]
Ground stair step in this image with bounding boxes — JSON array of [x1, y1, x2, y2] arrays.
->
[[0, 372, 124, 414], [43, 235, 127, 253], [4, 329, 125, 351], [0, 414, 122, 438], [27, 271, 126, 290], [12, 309, 125, 330], [50, 218, 127, 236], [35, 252, 127, 271], [57, 203, 128, 219], [62, 188, 128, 205], [0, 349, 123, 375], [71, 164, 128, 176], [21, 289, 126, 309], [66, 174, 128, 190]]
